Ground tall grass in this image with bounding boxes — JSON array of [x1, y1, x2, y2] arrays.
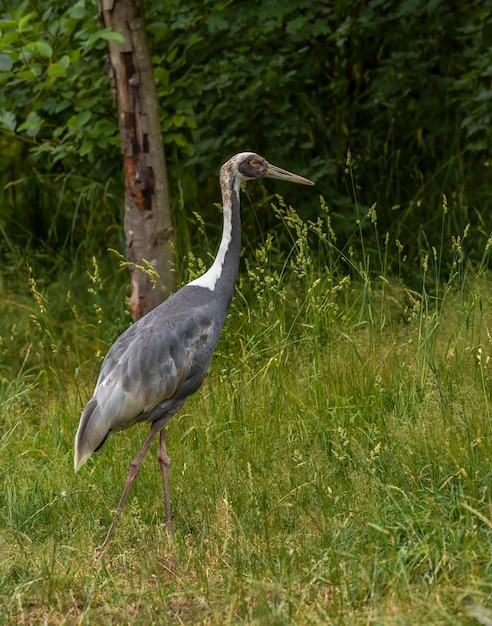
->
[[0, 183, 491, 624]]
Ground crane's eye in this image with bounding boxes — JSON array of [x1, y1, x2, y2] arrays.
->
[[249, 159, 259, 168]]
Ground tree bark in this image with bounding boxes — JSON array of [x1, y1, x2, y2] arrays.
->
[[99, 0, 176, 320]]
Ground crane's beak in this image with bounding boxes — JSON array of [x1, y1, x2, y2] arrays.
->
[[265, 163, 315, 186]]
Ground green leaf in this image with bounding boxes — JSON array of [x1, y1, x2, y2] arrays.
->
[[47, 62, 67, 79], [77, 110, 92, 126], [153, 67, 170, 86], [312, 21, 331, 37], [16, 69, 36, 80], [17, 111, 42, 137], [67, 110, 92, 129], [0, 19, 17, 31], [70, 49, 81, 64], [68, 2, 90, 20], [172, 133, 188, 147], [34, 41, 53, 58], [99, 31, 125, 43], [80, 140, 93, 157], [476, 89, 492, 102], [59, 55, 70, 70], [67, 114, 78, 128], [206, 15, 228, 33], [166, 47, 178, 64], [0, 111, 17, 132], [1, 31, 20, 45], [18, 12, 37, 31], [286, 16, 308, 34], [0, 54, 14, 72], [173, 115, 186, 127], [161, 118, 173, 132]]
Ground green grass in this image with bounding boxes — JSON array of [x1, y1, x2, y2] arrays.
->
[[0, 196, 492, 625]]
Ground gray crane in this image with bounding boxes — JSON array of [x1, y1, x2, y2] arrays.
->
[[74, 152, 314, 551]]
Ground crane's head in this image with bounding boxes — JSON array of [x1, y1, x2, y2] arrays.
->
[[224, 152, 314, 186]]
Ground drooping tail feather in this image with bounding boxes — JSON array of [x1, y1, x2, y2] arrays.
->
[[74, 398, 111, 472]]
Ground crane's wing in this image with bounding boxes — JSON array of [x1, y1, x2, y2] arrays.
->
[[74, 291, 218, 471]]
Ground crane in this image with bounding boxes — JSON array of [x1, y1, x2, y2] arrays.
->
[[74, 152, 314, 551]]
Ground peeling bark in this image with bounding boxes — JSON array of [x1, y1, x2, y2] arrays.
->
[[99, 0, 176, 320]]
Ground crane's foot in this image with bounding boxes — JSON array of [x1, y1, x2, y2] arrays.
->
[[95, 522, 116, 557]]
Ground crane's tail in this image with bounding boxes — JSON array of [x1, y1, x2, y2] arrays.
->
[[74, 398, 111, 472]]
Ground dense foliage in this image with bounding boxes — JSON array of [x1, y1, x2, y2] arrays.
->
[[1, 0, 491, 273]]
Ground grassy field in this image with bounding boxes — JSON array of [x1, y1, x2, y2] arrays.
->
[[0, 197, 491, 625]]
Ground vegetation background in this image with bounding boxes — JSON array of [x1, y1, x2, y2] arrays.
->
[[0, 0, 492, 623]]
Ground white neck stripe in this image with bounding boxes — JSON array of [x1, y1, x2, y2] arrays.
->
[[188, 172, 239, 292]]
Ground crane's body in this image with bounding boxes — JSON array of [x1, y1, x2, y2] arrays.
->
[[75, 287, 219, 465], [74, 152, 313, 550]]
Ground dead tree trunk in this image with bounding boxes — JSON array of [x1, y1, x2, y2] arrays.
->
[[99, 0, 176, 320]]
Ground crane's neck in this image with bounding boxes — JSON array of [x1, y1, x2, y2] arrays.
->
[[188, 167, 242, 306]]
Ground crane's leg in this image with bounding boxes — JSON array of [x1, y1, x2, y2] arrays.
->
[[158, 428, 173, 539], [97, 422, 160, 554]]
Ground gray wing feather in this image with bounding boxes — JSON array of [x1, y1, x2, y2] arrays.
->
[[74, 286, 219, 470]]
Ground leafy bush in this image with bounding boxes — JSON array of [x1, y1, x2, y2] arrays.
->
[[1, 0, 491, 275]]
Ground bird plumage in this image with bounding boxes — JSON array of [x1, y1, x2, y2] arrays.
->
[[74, 152, 313, 548], [74, 285, 224, 471]]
